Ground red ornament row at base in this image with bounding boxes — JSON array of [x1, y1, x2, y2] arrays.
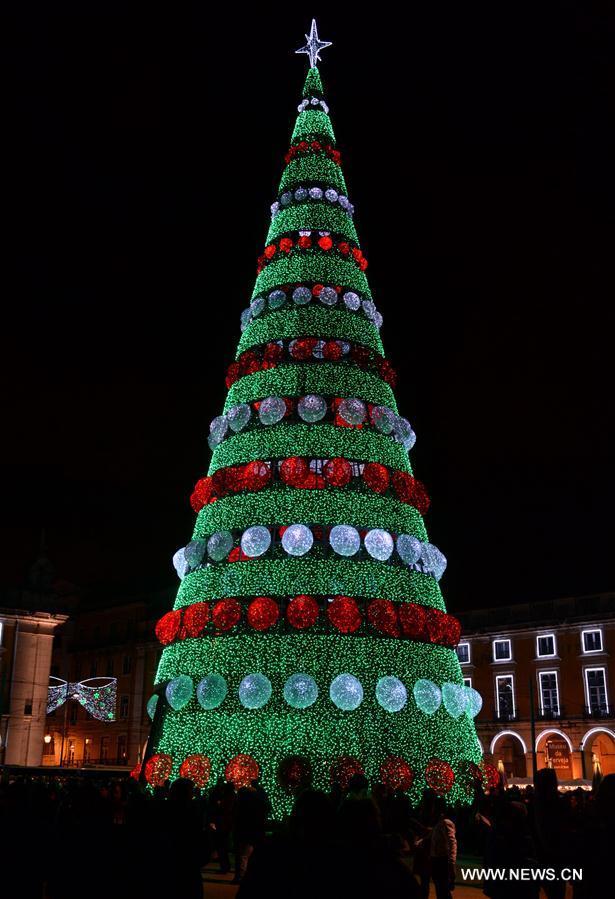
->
[[139, 751, 496, 796], [257, 232, 367, 274], [155, 597, 461, 647]]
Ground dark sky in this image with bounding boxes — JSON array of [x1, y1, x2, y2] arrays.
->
[[2, 4, 613, 611]]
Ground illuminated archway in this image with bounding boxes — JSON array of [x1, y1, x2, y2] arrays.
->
[[535, 729, 573, 752], [491, 730, 527, 777], [581, 727, 615, 776]]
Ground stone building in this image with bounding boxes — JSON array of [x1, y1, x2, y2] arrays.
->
[[457, 591, 615, 780]]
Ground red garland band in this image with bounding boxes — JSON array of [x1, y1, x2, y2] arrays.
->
[[425, 758, 455, 795], [256, 231, 367, 274], [155, 598, 461, 649], [284, 139, 341, 166], [225, 338, 397, 390], [191, 458, 430, 514]]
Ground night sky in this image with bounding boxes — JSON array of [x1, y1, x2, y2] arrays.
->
[[2, 5, 613, 611]]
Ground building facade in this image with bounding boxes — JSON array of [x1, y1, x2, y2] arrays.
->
[[0, 608, 68, 765], [457, 592, 615, 780], [42, 592, 170, 769]]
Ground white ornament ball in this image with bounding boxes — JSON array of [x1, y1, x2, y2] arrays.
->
[[464, 686, 483, 718], [376, 676, 408, 713], [413, 679, 442, 715], [146, 694, 159, 721], [442, 683, 468, 718], [421, 543, 447, 581], [166, 675, 193, 711], [319, 286, 338, 305], [207, 530, 233, 562], [259, 396, 286, 425], [283, 674, 318, 709], [371, 406, 395, 434], [292, 286, 312, 305], [197, 674, 228, 710], [298, 394, 327, 422], [241, 526, 272, 558], [268, 289, 287, 309], [364, 529, 394, 561], [396, 534, 423, 565], [329, 524, 361, 557], [282, 524, 314, 557], [227, 403, 251, 432], [330, 674, 363, 711], [239, 673, 272, 709], [343, 291, 361, 310], [338, 397, 366, 425]]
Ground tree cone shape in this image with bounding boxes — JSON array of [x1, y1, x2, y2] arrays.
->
[[149, 66, 482, 815]]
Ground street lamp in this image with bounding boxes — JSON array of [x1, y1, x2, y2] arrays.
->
[[44, 734, 52, 744]]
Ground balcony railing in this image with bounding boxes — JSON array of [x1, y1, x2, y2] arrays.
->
[[584, 705, 611, 719], [60, 757, 130, 768]]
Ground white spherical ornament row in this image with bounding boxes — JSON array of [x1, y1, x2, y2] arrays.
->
[[173, 523, 446, 580], [207, 395, 415, 452], [297, 95, 330, 114], [240, 285, 383, 331], [271, 184, 354, 219], [161, 671, 481, 718]]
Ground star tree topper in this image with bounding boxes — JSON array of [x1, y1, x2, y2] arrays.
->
[[295, 19, 332, 69]]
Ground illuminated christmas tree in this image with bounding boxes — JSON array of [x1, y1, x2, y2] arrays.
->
[[145, 21, 483, 814]]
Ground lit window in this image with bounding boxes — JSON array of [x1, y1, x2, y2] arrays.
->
[[496, 674, 515, 719], [585, 668, 609, 715], [463, 677, 472, 688], [537, 634, 556, 657], [538, 671, 560, 716], [582, 630, 603, 653], [456, 643, 470, 664], [493, 639, 512, 661]]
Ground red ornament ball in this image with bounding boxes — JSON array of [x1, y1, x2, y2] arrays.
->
[[318, 235, 333, 251], [323, 340, 343, 360], [323, 457, 352, 487], [367, 599, 400, 637], [408, 478, 431, 515], [327, 596, 362, 633], [398, 603, 427, 640], [225, 362, 241, 388], [425, 758, 455, 795], [425, 608, 449, 644], [191, 476, 214, 512], [145, 753, 173, 787], [183, 602, 210, 638], [155, 610, 181, 645], [225, 754, 259, 789], [330, 756, 364, 791], [212, 599, 241, 631], [380, 756, 414, 792], [338, 241, 350, 256], [179, 754, 212, 788], [278, 755, 312, 793], [362, 462, 390, 494], [290, 337, 318, 360], [439, 614, 461, 648], [280, 456, 310, 487], [286, 595, 319, 629], [350, 344, 371, 367], [264, 244, 277, 260], [243, 460, 271, 491], [480, 761, 500, 791], [391, 471, 414, 504], [247, 597, 279, 631], [298, 235, 312, 249], [279, 237, 293, 253], [264, 342, 284, 363]]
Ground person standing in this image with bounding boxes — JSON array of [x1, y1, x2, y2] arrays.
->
[[430, 802, 457, 899]]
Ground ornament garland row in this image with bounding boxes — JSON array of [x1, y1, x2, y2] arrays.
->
[[140, 750, 493, 797], [284, 139, 341, 166], [240, 283, 383, 332], [173, 524, 446, 580], [154, 669, 481, 721], [154, 596, 460, 647], [256, 231, 368, 275], [271, 183, 354, 220], [190, 457, 429, 514], [297, 95, 330, 114], [208, 396, 415, 452], [225, 338, 396, 390]]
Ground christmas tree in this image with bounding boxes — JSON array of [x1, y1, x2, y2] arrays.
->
[[145, 22, 483, 814]]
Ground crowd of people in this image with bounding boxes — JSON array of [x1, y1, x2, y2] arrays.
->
[[0, 766, 613, 898]]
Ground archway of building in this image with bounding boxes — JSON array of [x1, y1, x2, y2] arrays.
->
[[582, 728, 615, 776], [536, 729, 573, 778], [490, 731, 527, 777]]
